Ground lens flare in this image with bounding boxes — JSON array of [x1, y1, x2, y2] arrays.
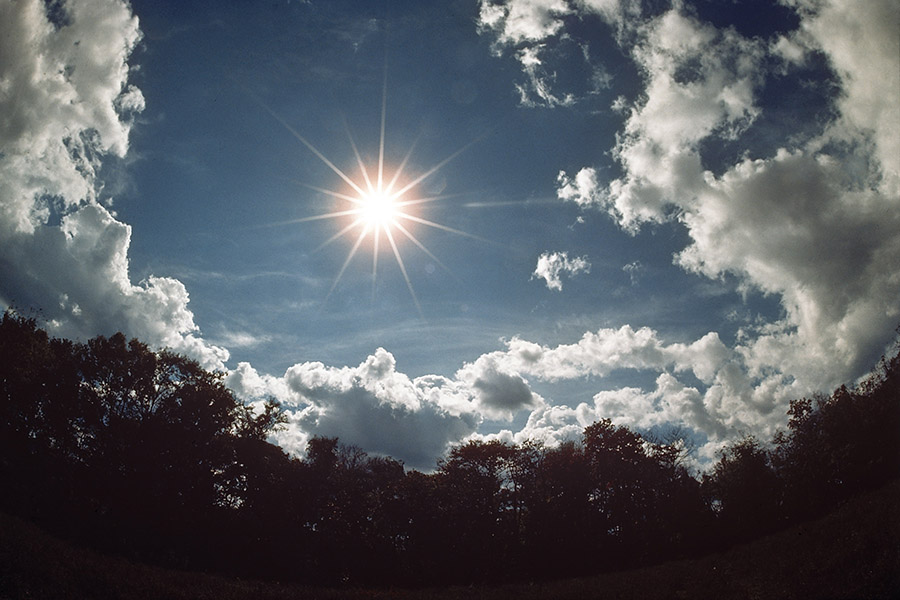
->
[[253, 69, 485, 316], [359, 187, 398, 230]]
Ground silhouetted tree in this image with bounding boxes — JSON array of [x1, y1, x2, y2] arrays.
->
[[2, 310, 897, 588], [432, 439, 520, 581], [773, 348, 900, 521], [525, 440, 595, 576], [0, 312, 83, 527], [582, 419, 663, 565], [0, 312, 286, 570], [702, 435, 781, 544]]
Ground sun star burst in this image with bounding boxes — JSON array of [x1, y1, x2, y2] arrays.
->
[[259, 114, 481, 318], [252, 69, 484, 316], [357, 186, 400, 231]]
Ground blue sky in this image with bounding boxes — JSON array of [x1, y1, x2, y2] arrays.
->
[[1, 0, 898, 470]]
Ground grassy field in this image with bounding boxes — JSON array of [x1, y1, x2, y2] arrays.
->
[[2, 480, 898, 600]]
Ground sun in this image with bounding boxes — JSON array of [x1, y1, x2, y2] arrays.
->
[[254, 75, 482, 315], [357, 187, 400, 231]]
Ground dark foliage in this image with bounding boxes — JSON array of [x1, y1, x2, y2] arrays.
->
[[702, 342, 900, 546], [701, 435, 781, 544], [1, 311, 897, 588], [773, 351, 900, 520]]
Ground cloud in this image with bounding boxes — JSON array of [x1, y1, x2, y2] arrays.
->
[[225, 347, 550, 468], [227, 325, 740, 467], [0, 0, 227, 370], [477, 0, 592, 106], [474, 0, 646, 106], [476, 0, 900, 460], [227, 349, 486, 470], [478, 0, 571, 47], [557, 167, 603, 209], [461, 324, 806, 461], [225, 361, 291, 401], [474, 402, 592, 448], [472, 369, 721, 460], [532, 251, 591, 291], [486, 326, 729, 383], [456, 353, 544, 419], [789, 0, 900, 185], [678, 149, 900, 387], [449, 325, 770, 445], [513, 46, 576, 107], [213, 329, 273, 349], [622, 260, 642, 285], [575, 0, 633, 28], [573, 0, 900, 391], [0, 0, 143, 234], [558, 9, 765, 230]]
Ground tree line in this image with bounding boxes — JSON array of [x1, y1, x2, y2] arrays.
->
[[1, 311, 897, 586]]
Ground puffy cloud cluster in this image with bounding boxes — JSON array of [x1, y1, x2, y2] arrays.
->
[[456, 353, 544, 419], [532, 251, 591, 290], [0, 0, 141, 234], [466, 327, 758, 445], [789, 0, 900, 184], [622, 260, 642, 285], [559, 9, 766, 229], [0, 0, 227, 369], [467, 327, 808, 466], [586, 0, 900, 391], [228, 350, 487, 470], [226, 346, 546, 468], [229, 322, 788, 469], [476, 0, 900, 460], [478, 0, 571, 46]]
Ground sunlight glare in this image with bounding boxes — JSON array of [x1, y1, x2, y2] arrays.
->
[[254, 67, 486, 316], [358, 187, 399, 230]]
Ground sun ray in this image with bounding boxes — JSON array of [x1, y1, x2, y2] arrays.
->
[[289, 181, 364, 204], [394, 221, 456, 278], [344, 119, 375, 195], [396, 213, 490, 243], [385, 135, 420, 195], [384, 226, 423, 318], [372, 224, 380, 299], [315, 218, 364, 252], [256, 209, 360, 229], [378, 62, 388, 193], [255, 98, 367, 198], [249, 66, 488, 312], [326, 227, 370, 302], [395, 191, 468, 209], [390, 132, 488, 199]]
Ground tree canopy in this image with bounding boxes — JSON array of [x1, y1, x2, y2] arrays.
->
[[1, 311, 897, 586]]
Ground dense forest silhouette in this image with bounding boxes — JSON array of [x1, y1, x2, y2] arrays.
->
[[1, 311, 898, 587]]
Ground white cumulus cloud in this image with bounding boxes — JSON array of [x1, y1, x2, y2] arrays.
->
[[532, 251, 591, 291], [0, 0, 228, 370], [478, 0, 900, 461], [227, 349, 488, 470]]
